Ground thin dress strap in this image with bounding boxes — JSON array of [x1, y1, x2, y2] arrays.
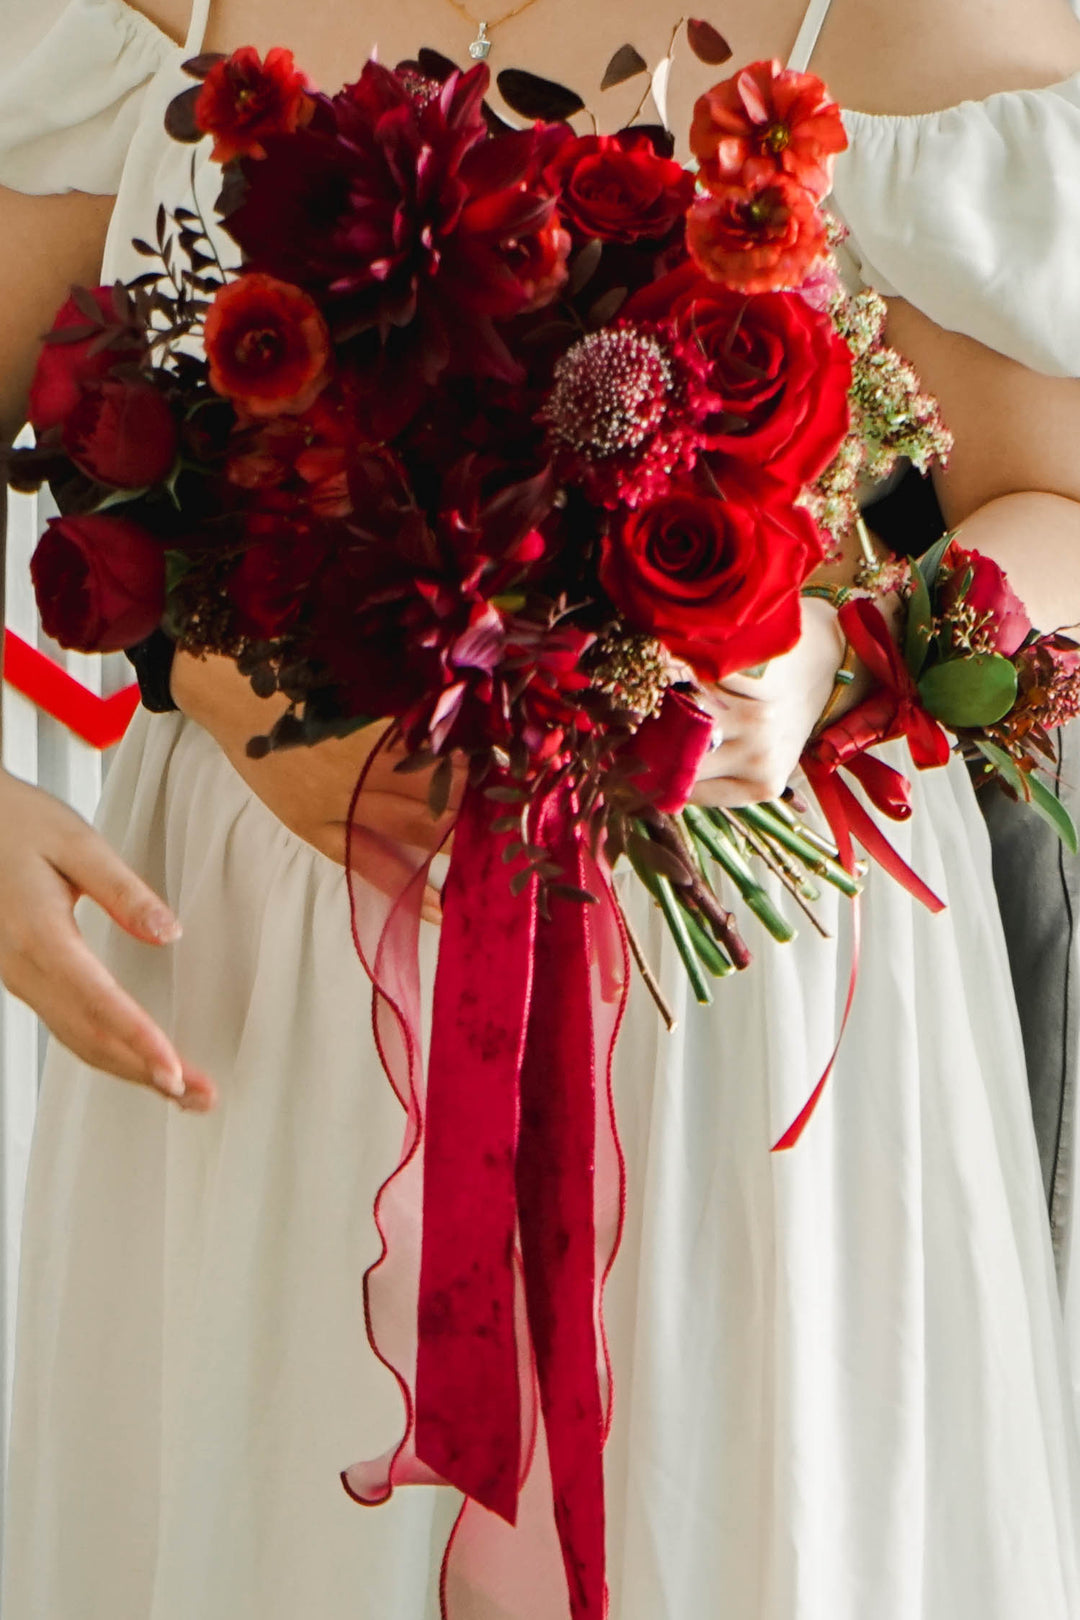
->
[[185, 0, 212, 53], [787, 0, 835, 71]]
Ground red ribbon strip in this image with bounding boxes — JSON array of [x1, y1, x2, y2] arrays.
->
[[776, 599, 950, 1152], [342, 734, 630, 1620], [417, 783, 607, 1614], [1, 630, 138, 749]]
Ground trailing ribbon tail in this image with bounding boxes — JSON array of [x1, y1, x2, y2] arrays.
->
[[344, 750, 629, 1620]]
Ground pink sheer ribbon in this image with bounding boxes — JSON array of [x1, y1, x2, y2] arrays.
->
[[341, 729, 629, 1619]]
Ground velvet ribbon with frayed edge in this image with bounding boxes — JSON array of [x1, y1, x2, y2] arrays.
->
[[337, 721, 672, 1618]]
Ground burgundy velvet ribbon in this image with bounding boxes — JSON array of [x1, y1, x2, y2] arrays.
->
[[630, 688, 716, 812], [416, 783, 607, 1614]]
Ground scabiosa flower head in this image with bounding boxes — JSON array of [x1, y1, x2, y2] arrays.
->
[[539, 321, 717, 509]]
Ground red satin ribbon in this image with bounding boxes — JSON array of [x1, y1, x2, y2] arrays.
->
[[776, 599, 949, 1152], [2, 630, 138, 749]]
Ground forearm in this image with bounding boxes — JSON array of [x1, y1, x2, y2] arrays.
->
[[946, 490, 1080, 635]]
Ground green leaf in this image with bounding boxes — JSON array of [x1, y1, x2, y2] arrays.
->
[[164, 548, 193, 594], [976, 739, 1079, 854], [91, 486, 149, 515], [916, 531, 954, 596], [917, 654, 1017, 728], [904, 558, 934, 677]]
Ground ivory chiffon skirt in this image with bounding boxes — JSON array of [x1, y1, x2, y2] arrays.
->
[[4, 709, 1080, 1619]]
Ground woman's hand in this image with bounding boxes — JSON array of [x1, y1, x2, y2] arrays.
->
[[691, 596, 846, 809], [171, 651, 462, 922], [0, 769, 217, 1109]]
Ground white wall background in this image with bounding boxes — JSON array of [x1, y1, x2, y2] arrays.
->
[[0, 469, 128, 1564]]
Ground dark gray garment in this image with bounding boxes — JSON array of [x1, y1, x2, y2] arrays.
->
[[979, 724, 1079, 1274]]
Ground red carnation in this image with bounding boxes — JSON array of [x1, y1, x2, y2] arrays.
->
[[691, 59, 847, 200], [30, 513, 165, 653], [27, 288, 144, 435], [629, 265, 851, 489], [686, 174, 827, 294], [62, 378, 178, 488], [599, 480, 822, 683], [549, 132, 696, 243], [195, 46, 313, 164], [204, 273, 331, 418]]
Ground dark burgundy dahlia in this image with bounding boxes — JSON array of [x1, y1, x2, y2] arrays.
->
[[222, 61, 569, 424]]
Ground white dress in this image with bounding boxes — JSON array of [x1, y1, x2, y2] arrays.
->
[[3, 4, 1080, 1618]]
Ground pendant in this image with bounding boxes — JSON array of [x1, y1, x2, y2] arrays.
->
[[469, 21, 492, 59]]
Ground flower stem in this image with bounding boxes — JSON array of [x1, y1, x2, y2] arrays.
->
[[684, 804, 796, 943]]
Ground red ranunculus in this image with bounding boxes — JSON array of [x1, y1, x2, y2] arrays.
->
[[690, 59, 847, 200], [204, 273, 331, 418], [30, 514, 165, 653], [686, 174, 827, 294], [549, 132, 696, 243], [62, 378, 179, 488], [628, 265, 851, 488], [940, 541, 1032, 657], [599, 481, 823, 682], [195, 46, 313, 164], [512, 217, 573, 313], [27, 288, 144, 435]]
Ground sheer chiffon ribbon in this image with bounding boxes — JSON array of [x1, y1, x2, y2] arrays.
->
[[780, 598, 949, 1149], [340, 730, 630, 1619]]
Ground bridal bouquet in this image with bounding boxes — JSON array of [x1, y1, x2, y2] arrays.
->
[[1, 27, 1008, 1618]]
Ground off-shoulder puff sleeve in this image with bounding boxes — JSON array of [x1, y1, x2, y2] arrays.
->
[[833, 75, 1080, 379], [0, 0, 177, 196]]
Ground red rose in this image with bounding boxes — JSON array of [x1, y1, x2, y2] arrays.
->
[[940, 541, 1032, 657], [204, 273, 331, 418], [27, 288, 144, 436], [61, 378, 179, 488], [629, 266, 850, 488], [599, 482, 822, 682], [195, 46, 313, 164], [686, 174, 827, 294], [229, 527, 330, 639], [549, 133, 696, 243], [690, 60, 847, 200], [30, 514, 165, 653]]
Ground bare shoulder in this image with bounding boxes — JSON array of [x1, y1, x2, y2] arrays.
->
[[816, 0, 1080, 115], [123, 0, 193, 47]]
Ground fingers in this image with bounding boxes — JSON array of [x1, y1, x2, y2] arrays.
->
[[2, 893, 210, 1104], [49, 821, 182, 946]]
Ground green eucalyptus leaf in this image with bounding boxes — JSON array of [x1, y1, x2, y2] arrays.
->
[[917, 654, 1017, 728]]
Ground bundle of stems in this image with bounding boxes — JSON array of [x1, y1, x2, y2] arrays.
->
[[623, 796, 864, 1017]]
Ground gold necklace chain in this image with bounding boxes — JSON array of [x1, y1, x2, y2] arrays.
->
[[440, 0, 548, 60]]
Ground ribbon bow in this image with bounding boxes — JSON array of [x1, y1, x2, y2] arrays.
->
[[777, 599, 949, 1153]]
